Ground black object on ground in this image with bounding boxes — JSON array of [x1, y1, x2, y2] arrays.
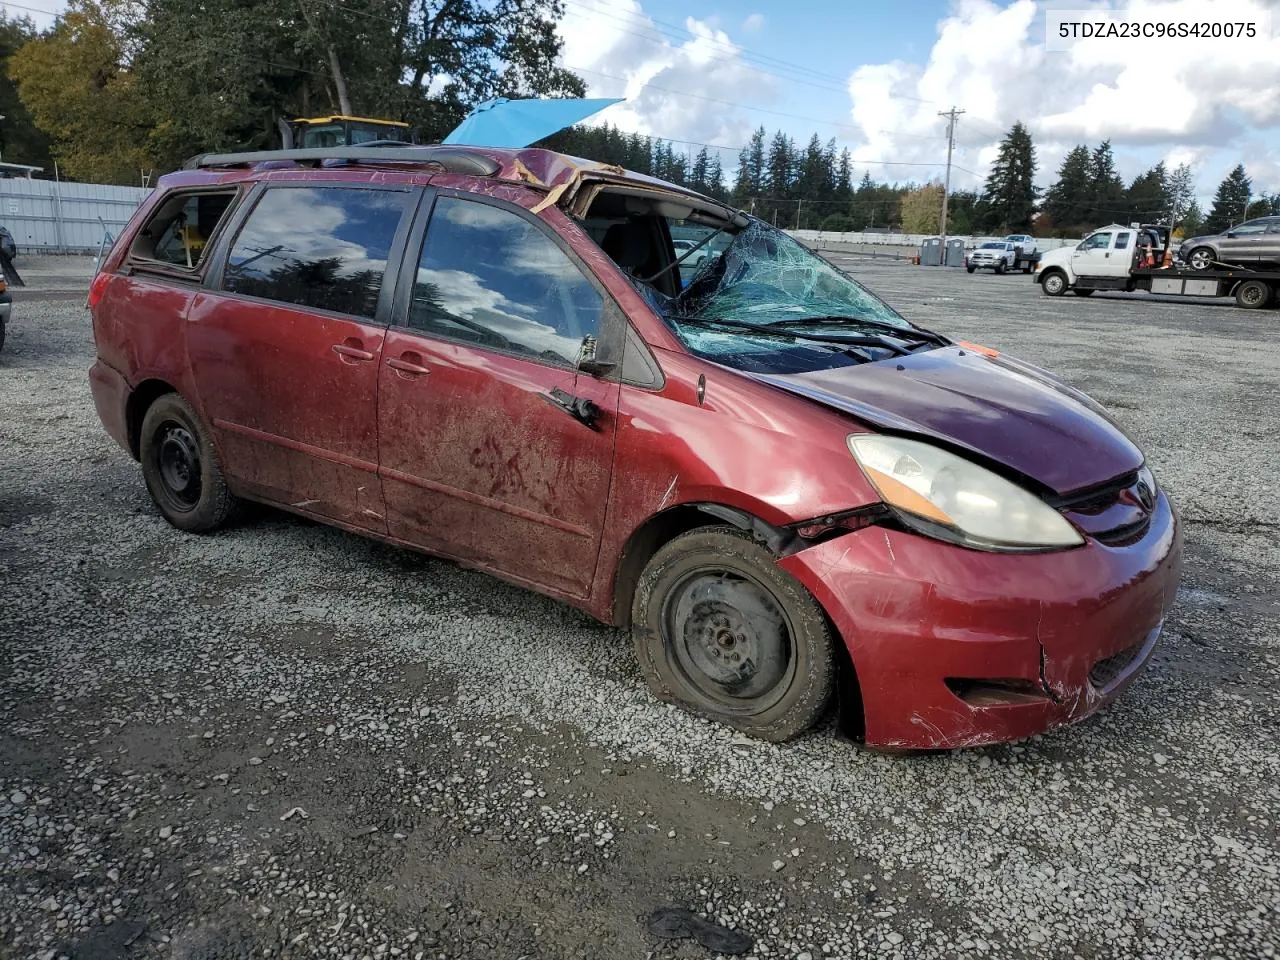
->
[[646, 906, 754, 955]]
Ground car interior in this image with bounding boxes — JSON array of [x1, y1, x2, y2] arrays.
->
[[130, 191, 238, 268]]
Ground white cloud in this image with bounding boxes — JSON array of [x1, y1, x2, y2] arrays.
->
[[742, 13, 766, 32], [558, 0, 775, 150], [844, 0, 1280, 196]]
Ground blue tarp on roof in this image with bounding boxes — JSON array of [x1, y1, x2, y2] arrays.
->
[[442, 97, 623, 148]]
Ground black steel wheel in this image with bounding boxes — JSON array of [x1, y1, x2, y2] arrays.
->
[[1234, 279, 1272, 310], [632, 526, 835, 741], [139, 393, 238, 532]]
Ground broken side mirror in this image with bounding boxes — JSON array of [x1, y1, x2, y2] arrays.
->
[[576, 335, 617, 378]]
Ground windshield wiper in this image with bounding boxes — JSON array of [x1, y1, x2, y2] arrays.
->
[[765, 314, 950, 346], [678, 316, 917, 357]]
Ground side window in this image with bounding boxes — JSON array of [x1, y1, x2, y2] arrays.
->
[[223, 186, 409, 319], [408, 196, 604, 367], [1080, 232, 1112, 251], [1231, 223, 1266, 236], [130, 191, 237, 268], [1268, 222, 1280, 234], [1114, 231, 1131, 250]]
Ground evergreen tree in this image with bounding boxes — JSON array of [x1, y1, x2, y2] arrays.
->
[[690, 146, 709, 193], [835, 148, 853, 198], [1086, 140, 1125, 225], [1124, 162, 1169, 223], [1041, 145, 1091, 232], [1180, 200, 1204, 238], [1204, 164, 1251, 232], [706, 154, 725, 199], [976, 121, 1037, 232], [1166, 162, 1195, 228]]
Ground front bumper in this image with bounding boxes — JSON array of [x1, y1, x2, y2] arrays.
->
[[780, 492, 1182, 749]]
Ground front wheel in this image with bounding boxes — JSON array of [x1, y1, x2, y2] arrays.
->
[[966, 266, 976, 274], [140, 393, 239, 532], [994, 262, 1005, 275], [631, 527, 835, 742], [1041, 270, 1068, 296], [1186, 246, 1215, 271]]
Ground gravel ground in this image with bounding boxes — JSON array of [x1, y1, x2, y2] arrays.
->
[[2, 255, 1278, 960]]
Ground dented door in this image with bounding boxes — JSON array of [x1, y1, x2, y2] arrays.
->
[[377, 191, 620, 598]]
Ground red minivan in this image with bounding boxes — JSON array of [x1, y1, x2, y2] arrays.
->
[[88, 146, 1181, 749]]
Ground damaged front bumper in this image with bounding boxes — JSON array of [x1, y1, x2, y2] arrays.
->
[[779, 491, 1182, 750]]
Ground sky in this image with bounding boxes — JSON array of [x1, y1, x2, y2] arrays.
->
[[558, 0, 1280, 204], [7, 0, 1280, 203]]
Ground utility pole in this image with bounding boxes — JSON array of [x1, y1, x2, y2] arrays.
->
[[937, 106, 965, 249], [795, 198, 803, 230]]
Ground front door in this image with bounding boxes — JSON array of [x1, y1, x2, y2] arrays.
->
[[1071, 229, 1132, 279], [1219, 220, 1270, 263], [377, 192, 620, 598], [187, 183, 416, 531]]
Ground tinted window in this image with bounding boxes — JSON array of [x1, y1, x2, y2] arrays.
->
[[409, 196, 604, 366], [1080, 232, 1112, 251], [1115, 231, 1131, 250], [223, 187, 409, 319], [1231, 223, 1267, 236]]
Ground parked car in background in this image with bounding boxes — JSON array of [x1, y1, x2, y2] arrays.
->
[[0, 226, 16, 263], [672, 237, 711, 266], [1179, 216, 1280, 270], [88, 144, 1181, 751], [0, 277, 11, 353], [1004, 234, 1037, 256], [966, 240, 1017, 273]]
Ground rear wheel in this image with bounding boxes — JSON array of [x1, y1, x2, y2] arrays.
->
[[140, 393, 239, 532], [1041, 270, 1068, 296], [1234, 279, 1272, 309], [1187, 246, 1215, 270], [631, 526, 835, 742]]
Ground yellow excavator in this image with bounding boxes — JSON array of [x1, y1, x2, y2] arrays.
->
[[277, 115, 418, 149]]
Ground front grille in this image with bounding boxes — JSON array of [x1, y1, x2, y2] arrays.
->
[[1089, 642, 1145, 689]]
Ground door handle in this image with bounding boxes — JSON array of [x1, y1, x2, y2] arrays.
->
[[386, 354, 431, 377], [332, 342, 375, 362]]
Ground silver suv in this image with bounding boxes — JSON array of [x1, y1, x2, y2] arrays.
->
[[1179, 216, 1280, 270]]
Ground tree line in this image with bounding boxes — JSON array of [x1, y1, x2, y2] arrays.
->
[[0, 5, 1274, 239], [0, 0, 582, 182]]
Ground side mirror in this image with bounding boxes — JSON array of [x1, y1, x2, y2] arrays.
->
[[1226, 231, 1237, 239], [576, 335, 617, 378]]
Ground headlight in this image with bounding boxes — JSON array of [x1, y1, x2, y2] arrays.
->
[[847, 435, 1084, 551]]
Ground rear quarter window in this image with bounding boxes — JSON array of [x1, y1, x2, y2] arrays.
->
[[129, 190, 239, 270]]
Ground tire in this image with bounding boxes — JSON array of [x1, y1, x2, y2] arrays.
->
[[1186, 246, 1215, 271], [1073, 288, 1095, 297], [966, 266, 976, 274], [994, 261, 1005, 275], [139, 393, 239, 532], [0, 318, 5, 354], [1234, 279, 1272, 309], [631, 526, 835, 742], [1040, 270, 1068, 296]]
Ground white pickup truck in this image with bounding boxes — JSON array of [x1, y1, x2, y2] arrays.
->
[[965, 241, 1018, 273], [1034, 222, 1280, 309]]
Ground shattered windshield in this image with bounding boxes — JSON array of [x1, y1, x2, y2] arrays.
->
[[674, 220, 908, 329], [654, 219, 931, 373]]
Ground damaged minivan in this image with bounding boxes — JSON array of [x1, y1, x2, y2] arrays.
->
[[88, 145, 1181, 750]]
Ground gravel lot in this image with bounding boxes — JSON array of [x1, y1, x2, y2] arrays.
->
[[2, 255, 1278, 960]]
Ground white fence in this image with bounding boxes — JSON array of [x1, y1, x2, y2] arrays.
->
[[789, 229, 1079, 251], [0, 179, 151, 253]]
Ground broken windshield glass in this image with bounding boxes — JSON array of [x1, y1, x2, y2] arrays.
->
[[674, 220, 909, 329]]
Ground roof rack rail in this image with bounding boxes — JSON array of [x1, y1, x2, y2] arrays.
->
[[184, 146, 500, 177]]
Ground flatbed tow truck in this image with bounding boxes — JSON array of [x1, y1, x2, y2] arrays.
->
[[1035, 222, 1280, 310]]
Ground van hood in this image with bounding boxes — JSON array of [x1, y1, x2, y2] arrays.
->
[[749, 346, 1143, 495]]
